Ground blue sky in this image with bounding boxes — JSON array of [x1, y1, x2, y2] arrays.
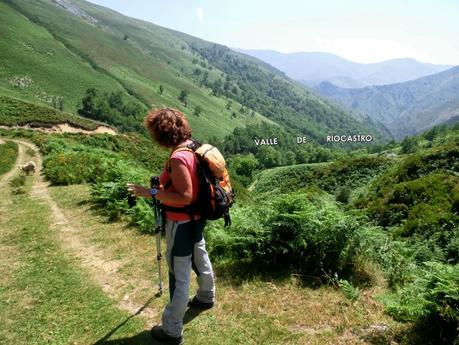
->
[[87, 0, 459, 65]]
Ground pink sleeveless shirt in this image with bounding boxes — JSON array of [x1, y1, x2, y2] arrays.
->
[[159, 140, 200, 221]]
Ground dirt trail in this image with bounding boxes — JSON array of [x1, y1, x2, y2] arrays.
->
[[13, 140, 157, 320]]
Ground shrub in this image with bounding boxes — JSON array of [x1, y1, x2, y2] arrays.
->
[[354, 143, 459, 263], [39, 134, 165, 186], [90, 161, 151, 227], [360, 173, 459, 263], [382, 262, 458, 339], [335, 186, 351, 204], [356, 225, 417, 287], [207, 190, 361, 276], [260, 192, 360, 274], [38, 134, 166, 173], [0, 95, 103, 130], [0, 141, 18, 176], [253, 155, 391, 196], [401, 136, 419, 153], [9, 175, 25, 188], [338, 279, 360, 301], [205, 205, 267, 260], [127, 199, 155, 233], [360, 141, 459, 193], [43, 150, 115, 185]]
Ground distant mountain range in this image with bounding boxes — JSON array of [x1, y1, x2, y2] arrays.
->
[[313, 66, 459, 139], [235, 49, 452, 88]]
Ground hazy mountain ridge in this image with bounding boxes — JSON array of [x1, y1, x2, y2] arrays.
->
[[236, 49, 452, 88], [313, 66, 459, 139]]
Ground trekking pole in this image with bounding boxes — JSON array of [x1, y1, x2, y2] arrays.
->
[[151, 176, 163, 296]]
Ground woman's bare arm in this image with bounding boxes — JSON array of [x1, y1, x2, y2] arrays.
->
[[126, 158, 193, 205], [155, 158, 193, 205]]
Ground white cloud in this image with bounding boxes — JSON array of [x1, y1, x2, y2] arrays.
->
[[196, 8, 204, 22]]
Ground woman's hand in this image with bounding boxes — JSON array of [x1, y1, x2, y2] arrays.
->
[[126, 183, 151, 198]]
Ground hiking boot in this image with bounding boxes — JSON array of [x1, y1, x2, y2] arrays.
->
[[188, 296, 214, 310], [151, 325, 184, 345]]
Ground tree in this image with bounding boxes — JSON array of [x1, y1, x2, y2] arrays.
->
[[256, 146, 281, 168], [193, 105, 202, 116], [178, 90, 188, 106], [78, 88, 98, 118], [230, 154, 259, 178], [108, 91, 123, 110], [224, 80, 230, 93], [424, 126, 440, 141], [158, 84, 164, 95], [401, 136, 419, 154], [283, 150, 296, 165], [385, 139, 397, 149], [211, 79, 223, 96], [202, 71, 209, 86]]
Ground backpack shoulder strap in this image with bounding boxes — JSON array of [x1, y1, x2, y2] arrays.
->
[[166, 139, 201, 172], [166, 147, 194, 173], [164, 139, 202, 193]]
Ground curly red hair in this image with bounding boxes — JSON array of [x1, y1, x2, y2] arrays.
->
[[144, 108, 192, 148]]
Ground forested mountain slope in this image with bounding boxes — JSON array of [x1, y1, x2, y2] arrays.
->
[[314, 66, 459, 139]]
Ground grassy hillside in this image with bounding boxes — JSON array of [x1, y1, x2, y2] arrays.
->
[[0, 1, 126, 113], [0, 0, 275, 140], [0, 0, 382, 144]]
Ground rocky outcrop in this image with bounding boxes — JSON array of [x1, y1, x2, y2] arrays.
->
[[52, 0, 98, 26]]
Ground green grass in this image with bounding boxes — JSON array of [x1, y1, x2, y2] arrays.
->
[[0, 140, 18, 176], [0, 170, 146, 344]]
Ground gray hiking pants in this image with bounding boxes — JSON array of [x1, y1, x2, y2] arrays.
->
[[161, 217, 215, 337]]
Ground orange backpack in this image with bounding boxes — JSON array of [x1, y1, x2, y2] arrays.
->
[[162, 139, 235, 226]]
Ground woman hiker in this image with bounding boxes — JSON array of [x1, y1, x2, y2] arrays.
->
[[127, 108, 215, 345]]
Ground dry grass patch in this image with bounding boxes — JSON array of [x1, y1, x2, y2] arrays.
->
[[49, 184, 165, 321]]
